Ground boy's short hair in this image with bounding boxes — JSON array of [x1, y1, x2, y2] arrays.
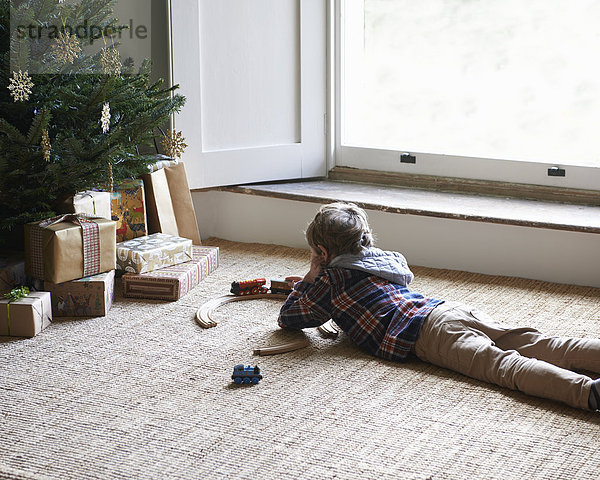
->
[[305, 202, 374, 257]]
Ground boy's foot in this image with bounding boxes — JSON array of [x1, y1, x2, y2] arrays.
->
[[589, 379, 600, 411]]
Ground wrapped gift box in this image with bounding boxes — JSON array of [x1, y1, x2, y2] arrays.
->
[[24, 215, 116, 284], [44, 270, 115, 317], [116, 233, 193, 274], [147, 155, 178, 172], [110, 179, 148, 243], [64, 190, 112, 220], [0, 291, 52, 337], [122, 246, 219, 300], [0, 252, 26, 295]]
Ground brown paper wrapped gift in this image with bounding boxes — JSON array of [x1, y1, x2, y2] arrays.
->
[[62, 190, 112, 220], [24, 215, 116, 284], [141, 161, 201, 245], [0, 291, 52, 337]]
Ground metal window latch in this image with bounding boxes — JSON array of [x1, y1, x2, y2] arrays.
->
[[400, 152, 416, 164], [548, 166, 566, 177]]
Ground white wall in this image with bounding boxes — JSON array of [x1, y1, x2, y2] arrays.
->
[[193, 190, 600, 288]]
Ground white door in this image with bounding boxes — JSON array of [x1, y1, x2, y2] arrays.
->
[[170, 0, 327, 189]]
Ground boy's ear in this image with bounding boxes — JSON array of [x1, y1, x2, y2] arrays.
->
[[317, 245, 329, 263]]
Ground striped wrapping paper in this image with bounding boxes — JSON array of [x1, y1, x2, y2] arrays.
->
[[121, 246, 219, 301]]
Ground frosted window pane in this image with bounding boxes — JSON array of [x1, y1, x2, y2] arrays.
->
[[343, 0, 600, 166]]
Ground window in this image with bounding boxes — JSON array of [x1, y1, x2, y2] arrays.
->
[[336, 0, 600, 190]]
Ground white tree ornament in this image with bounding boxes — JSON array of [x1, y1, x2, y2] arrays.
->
[[101, 102, 111, 133], [8, 70, 34, 102]]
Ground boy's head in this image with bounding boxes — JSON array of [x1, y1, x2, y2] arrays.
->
[[305, 202, 374, 260]]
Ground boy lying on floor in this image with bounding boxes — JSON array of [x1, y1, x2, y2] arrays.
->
[[278, 202, 600, 412]]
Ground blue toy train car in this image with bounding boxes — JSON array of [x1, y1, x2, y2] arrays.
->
[[231, 364, 263, 384]]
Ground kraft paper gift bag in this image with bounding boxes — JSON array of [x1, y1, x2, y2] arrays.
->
[[141, 161, 201, 245]]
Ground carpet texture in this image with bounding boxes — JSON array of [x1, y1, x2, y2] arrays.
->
[[1, 238, 599, 480]]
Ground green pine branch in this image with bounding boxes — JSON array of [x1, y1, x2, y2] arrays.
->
[[0, 0, 186, 239], [26, 108, 50, 144]]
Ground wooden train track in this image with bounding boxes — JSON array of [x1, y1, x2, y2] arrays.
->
[[317, 319, 341, 338], [195, 293, 341, 355], [195, 293, 289, 328], [253, 336, 311, 356]]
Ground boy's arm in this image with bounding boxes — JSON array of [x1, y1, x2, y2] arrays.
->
[[396, 252, 414, 286], [277, 272, 333, 330]]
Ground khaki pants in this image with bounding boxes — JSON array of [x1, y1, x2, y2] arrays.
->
[[414, 302, 600, 410]]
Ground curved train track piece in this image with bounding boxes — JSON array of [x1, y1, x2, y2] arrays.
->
[[195, 293, 338, 356], [195, 293, 289, 328], [253, 336, 311, 356], [317, 319, 341, 338]]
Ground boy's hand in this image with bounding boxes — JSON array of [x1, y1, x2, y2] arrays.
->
[[284, 276, 303, 288], [303, 249, 325, 283]]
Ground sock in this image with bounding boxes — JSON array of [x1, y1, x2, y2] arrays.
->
[[589, 379, 600, 411]]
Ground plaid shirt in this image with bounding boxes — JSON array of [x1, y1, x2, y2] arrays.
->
[[278, 267, 443, 361]]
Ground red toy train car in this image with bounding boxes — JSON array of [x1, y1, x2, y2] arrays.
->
[[230, 278, 293, 296], [230, 278, 269, 296]]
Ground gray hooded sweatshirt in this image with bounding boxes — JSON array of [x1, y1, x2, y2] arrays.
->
[[328, 247, 414, 287]]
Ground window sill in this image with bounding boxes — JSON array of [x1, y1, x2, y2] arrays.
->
[[209, 178, 600, 235]]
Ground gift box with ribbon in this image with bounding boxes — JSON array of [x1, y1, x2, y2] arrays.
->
[[0, 288, 52, 337], [24, 214, 116, 284], [110, 179, 148, 243], [44, 270, 115, 317], [122, 246, 219, 301], [63, 190, 112, 220], [116, 233, 193, 274]]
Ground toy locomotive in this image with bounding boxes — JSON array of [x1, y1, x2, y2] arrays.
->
[[231, 364, 263, 384], [230, 278, 292, 296], [230, 278, 269, 296]]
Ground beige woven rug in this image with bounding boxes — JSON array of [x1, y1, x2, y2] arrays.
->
[[1, 238, 599, 480]]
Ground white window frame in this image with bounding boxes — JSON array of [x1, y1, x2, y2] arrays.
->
[[333, 0, 600, 192]]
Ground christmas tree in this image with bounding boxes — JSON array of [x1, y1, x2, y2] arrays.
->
[[0, 0, 185, 248]]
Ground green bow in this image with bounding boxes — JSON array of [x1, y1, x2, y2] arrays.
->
[[4, 287, 29, 336], [4, 286, 30, 302]]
